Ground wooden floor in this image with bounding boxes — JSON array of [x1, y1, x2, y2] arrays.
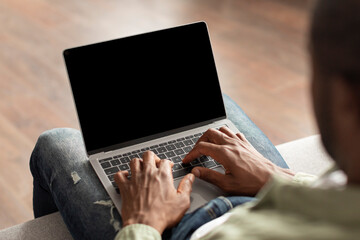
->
[[0, 0, 316, 229]]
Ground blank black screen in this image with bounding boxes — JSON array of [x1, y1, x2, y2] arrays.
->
[[64, 22, 225, 154]]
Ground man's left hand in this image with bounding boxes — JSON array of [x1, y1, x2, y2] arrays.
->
[[115, 151, 195, 234]]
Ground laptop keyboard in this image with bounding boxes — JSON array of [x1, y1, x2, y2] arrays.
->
[[99, 130, 222, 194]]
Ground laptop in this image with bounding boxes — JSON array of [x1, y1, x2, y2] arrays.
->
[[63, 21, 241, 213]]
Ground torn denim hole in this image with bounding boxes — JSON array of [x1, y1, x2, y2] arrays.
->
[[71, 171, 81, 184], [94, 200, 121, 232]]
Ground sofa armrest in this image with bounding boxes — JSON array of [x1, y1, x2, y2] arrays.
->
[[276, 135, 333, 176], [0, 212, 73, 240]]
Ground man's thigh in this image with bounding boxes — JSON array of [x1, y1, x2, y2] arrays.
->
[[30, 128, 122, 240]]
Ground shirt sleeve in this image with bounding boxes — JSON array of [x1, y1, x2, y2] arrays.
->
[[114, 224, 161, 240], [292, 172, 317, 185]]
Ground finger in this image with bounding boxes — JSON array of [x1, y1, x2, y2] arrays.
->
[[130, 158, 141, 177], [219, 126, 238, 139], [197, 128, 229, 145], [158, 159, 173, 179], [191, 167, 226, 188], [142, 151, 156, 169], [236, 132, 246, 141], [177, 173, 195, 196], [182, 141, 220, 163], [154, 154, 173, 168], [157, 160, 174, 168], [114, 171, 129, 189]]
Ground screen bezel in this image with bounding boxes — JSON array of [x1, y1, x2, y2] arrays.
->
[[64, 22, 227, 156]]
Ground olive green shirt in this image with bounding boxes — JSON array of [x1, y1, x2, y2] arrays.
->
[[115, 170, 360, 240]]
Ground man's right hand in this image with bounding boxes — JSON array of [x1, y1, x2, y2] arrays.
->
[[182, 127, 294, 196]]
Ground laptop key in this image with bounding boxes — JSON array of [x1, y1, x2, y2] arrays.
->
[[176, 137, 185, 142], [173, 163, 182, 171], [200, 156, 209, 162], [165, 151, 176, 158], [175, 142, 185, 148], [158, 154, 166, 159], [110, 159, 121, 166], [141, 147, 150, 151], [194, 133, 202, 137], [180, 154, 187, 160], [99, 157, 112, 163], [101, 162, 111, 169], [166, 145, 176, 151], [174, 149, 185, 155], [171, 156, 182, 163], [183, 146, 192, 153], [192, 137, 200, 143], [151, 149, 158, 154], [184, 140, 193, 146], [150, 145, 159, 149], [159, 142, 168, 146], [123, 152, 132, 156], [105, 167, 119, 175], [119, 164, 129, 171], [181, 162, 191, 168], [157, 147, 167, 153], [173, 168, 191, 179], [132, 150, 140, 154], [190, 159, 201, 165], [120, 157, 130, 163], [168, 140, 176, 144], [185, 135, 193, 139], [108, 174, 115, 181], [129, 154, 139, 160]]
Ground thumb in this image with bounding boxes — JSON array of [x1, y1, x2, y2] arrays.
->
[[177, 173, 195, 196], [191, 167, 225, 187]]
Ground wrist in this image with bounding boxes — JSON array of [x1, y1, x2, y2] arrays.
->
[[275, 167, 295, 180], [123, 214, 166, 234]]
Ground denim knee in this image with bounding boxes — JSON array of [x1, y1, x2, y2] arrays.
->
[[30, 128, 81, 178]]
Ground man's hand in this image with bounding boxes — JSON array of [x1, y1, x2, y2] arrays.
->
[[114, 151, 195, 234], [183, 127, 294, 196]]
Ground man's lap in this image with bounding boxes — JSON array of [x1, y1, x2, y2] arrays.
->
[[30, 128, 121, 240], [30, 95, 287, 240]]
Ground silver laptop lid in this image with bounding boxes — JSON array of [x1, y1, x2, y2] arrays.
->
[[63, 22, 226, 156]]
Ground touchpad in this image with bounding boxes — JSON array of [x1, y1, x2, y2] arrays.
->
[[173, 167, 226, 213]]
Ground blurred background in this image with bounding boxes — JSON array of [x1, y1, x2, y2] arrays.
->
[[0, 0, 316, 229]]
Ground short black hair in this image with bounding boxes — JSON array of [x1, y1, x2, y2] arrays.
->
[[311, 0, 360, 77], [310, 0, 360, 104]]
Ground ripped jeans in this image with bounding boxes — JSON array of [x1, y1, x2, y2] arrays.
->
[[30, 94, 288, 240]]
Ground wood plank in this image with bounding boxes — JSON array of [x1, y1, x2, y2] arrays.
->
[[0, 0, 317, 229]]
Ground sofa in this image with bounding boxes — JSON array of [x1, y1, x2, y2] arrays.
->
[[0, 135, 333, 240]]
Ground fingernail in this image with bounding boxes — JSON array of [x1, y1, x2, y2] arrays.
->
[[192, 168, 200, 177], [189, 173, 195, 182]]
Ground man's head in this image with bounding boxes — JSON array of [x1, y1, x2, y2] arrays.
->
[[310, 0, 360, 182]]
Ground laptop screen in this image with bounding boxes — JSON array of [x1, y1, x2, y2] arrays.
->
[[64, 22, 226, 154]]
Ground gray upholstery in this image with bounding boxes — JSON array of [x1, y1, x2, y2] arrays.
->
[[0, 135, 334, 239], [276, 135, 333, 176], [0, 211, 72, 240]]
